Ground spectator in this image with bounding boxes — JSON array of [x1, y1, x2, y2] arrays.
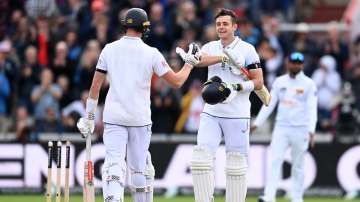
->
[[25, 0, 59, 20], [35, 16, 51, 66], [31, 68, 62, 135], [63, 0, 92, 44], [57, 75, 75, 109], [50, 41, 74, 81], [201, 24, 217, 44], [148, 2, 171, 52], [236, 18, 261, 46], [75, 40, 100, 92], [173, 1, 202, 40], [175, 79, 204, 134], [18, 45, 41, 112], [62, 90, 102, 132], [65, 30, 82, 66], [15, 105, 34, 143], [312, 55, 341, 131], [347, 62, 360, 112], [0, 49, 10, 137], [322, 21, 349, 78], [334, 82, 359, 135], [290, 23, 319, 76], [257, 38, 283, 88], [151, 79, 180, 134], [91, 14, 110, 47], [0, 40, 19, 100]]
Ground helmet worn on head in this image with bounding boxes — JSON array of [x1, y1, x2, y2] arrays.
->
[[122, 8, 150, 33]]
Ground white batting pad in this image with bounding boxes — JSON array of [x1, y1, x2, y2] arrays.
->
[[145, 151, 155, 202], [226, 152, 248, 202], [128, 151, 155, 202], [191, 146, 215, 202], [102, 160, 126, 202]]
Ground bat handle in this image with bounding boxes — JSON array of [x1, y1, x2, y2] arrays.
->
[[85, 134, 92, 161]]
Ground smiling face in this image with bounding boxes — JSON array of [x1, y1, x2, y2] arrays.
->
[[215, 15, 237, 40]]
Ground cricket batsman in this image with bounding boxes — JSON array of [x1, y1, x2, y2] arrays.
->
[[77, 8, 200, 202], [176, 8, 264, 202]]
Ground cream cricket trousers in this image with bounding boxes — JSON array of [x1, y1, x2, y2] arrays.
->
[[264, 125, 310, 202]]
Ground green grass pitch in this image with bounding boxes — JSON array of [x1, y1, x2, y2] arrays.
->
[[0, 195, 353, 202]]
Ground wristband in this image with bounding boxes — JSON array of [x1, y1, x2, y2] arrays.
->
[[240, 81, 255, 92], [86, 98, 98, 120]]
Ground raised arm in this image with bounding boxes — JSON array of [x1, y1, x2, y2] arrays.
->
[[162, 64, 193, 89], [161, 43, 200, 88], [196, 52, 225, 67]]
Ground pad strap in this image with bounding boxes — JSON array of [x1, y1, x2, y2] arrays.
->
[[131, 185, 153, 193]]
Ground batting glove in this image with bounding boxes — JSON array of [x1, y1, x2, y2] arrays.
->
[[77, 98, 97, 138], [77, 117, 94, 138], [176, 43, 201, 66]]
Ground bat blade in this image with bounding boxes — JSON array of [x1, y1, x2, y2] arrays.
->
[[83, 161, 95, 202], [83, 134, 95, 202]]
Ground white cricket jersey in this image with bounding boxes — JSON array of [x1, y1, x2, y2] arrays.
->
[[201, 37, 260, 118], [253, 72, 318, 133], [96, 36, 171, 126]]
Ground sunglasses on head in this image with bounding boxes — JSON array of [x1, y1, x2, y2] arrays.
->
[[289, 52, 304, 63]]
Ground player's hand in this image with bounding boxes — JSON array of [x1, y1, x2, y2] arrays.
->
[[222, 48, 245, 75], [250, 125, 257, 133], [222, 83, 238, 103], [309, 132, 315, 149], [77, 117, 94, 138], [176, 43, 201, 66]]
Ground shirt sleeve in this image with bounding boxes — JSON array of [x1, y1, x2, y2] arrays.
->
[[152, 49, 171, 77], [253, 79, 279, 126], [307, 82, 318, 133], [201, 43, 211, 55], [96, 45, 108, 73], [245, 45, 260, 68]]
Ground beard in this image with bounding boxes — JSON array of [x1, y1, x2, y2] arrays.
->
[[289, 68, 301, 77]]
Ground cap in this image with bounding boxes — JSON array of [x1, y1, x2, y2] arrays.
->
[[289, 52, 304, 63]]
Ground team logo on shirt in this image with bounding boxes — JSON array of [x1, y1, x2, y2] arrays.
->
[[296, 88, 304, 94]]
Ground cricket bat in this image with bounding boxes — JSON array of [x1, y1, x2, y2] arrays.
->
[[223, 49, 271, 106], [83, 134, 95, 202]]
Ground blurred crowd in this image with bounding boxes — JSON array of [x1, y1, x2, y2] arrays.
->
[[0, 0, 359, 142]]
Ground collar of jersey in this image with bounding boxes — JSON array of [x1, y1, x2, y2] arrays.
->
[[288, 71, 305, 80], [222, 36, 241, 49], [123, 36, 142, 40]]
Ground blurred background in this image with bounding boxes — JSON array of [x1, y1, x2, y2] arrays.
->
[[0, 0, 360, 200]]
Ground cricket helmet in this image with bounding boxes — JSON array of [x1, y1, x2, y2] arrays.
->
[[122, 8, 150, 34]]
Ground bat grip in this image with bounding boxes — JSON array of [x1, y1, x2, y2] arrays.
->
[[85, 134, 92, 161]]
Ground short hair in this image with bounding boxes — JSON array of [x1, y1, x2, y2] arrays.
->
[[214, 8, 237, 24]]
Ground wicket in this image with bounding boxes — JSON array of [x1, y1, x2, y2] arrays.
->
[[46, 140, 71, 202]]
